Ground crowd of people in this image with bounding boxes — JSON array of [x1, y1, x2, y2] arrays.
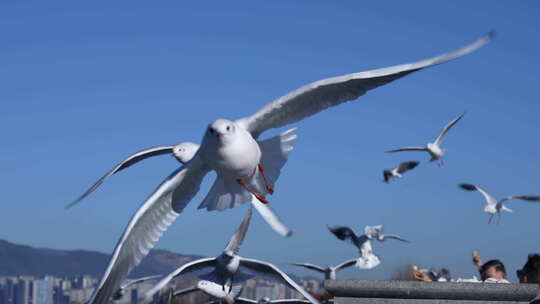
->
[[412, 251, 540, 303]]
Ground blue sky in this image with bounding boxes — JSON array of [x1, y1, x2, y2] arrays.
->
[[1, 1, 539, 282]]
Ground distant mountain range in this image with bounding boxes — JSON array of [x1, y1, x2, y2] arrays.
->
[[0, 239, 203, 278]]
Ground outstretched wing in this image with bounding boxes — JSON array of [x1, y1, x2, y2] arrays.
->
[[291, 263, 325, 273], [236, 33, 492, 138], [327, 225, 358, 244], [238, 258, 321, 304], [224, 207, 253, 254], [379, 234, 410, 242], [396, 161, 420, 174], [385, 147, 427, 153], [334, 258, 357, 271], [66, 146, 174, 209], [143, 258, 217, 302], [434, 112, 466, 145], [499, 195, 540, 204], [88, 158, 209, 304], [459, 183, 498, 206]]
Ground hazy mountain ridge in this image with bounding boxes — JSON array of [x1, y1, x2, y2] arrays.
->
[[0, 239, 202, 278]]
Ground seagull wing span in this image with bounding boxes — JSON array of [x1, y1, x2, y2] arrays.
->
[[499, 195, 540, 204], [66, 146, 174, 209], [224, 207, 253, 254], [238, 258, 321, 304], [88, 158, 209, 304], [291, 263, 326, 273], [434, 112, 466, 145], [334, 258, 358, 271], [236, 33, 492, 138], [396, 161, 420, 174], [459, 183, 498, 206], [385, 147, 427, 153], [143, 258, 217, 302]]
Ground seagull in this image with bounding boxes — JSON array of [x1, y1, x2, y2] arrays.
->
[[383, 161, 420, 183], [385, 112, 465, 166], [142, 208, 319, 303], [327, 225, 409, 269], [66, 142, 200, 209], [112, 275, 162, 301], [459, 183, 540, 224], [291, 258, 357, 280], [84, 33, 492, 304]]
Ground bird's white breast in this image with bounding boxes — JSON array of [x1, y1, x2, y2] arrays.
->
[[201, 127, 261, 179]]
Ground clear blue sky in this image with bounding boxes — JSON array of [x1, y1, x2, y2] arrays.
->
[[1, 1, 539, 282]]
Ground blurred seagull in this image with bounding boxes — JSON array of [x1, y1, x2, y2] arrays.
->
[[383, 161, 420, 183], [143, 208, 318, 304], [327, 225, 409, 269], [291, 258, 357, 280], [386, 112, 465, 166], [112, 275, 162, 301], [459, 183, 540, 224], [83, 33, 492, 304]]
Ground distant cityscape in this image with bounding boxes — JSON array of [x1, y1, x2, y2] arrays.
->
[[0, 274, 322, 304]]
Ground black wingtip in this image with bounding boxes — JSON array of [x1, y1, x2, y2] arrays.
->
[[459, 183, 476, 191], [522, 196, 540, 201], [409, 161, 420, 169], [383, 170, 390, 183], [486, 30, 496, 40]]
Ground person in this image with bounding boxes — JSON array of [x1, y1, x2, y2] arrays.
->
[[478, 259, 509, 283], [518, 254, 540, 285], [471, 250, 509, 283], [516, 254, 540, 304], [413, 252, 509, 283]]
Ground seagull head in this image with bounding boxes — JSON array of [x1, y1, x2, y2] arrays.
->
[[172, 142, 200, 164], [205, 119, 237, 144], [219, 250, 236, 264]]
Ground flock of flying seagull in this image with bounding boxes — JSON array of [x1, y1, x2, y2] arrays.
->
[[63, 32, 539, 304]]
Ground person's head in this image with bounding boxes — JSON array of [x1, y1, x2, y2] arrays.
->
[[517, 253, 540, 285], [480, 259, 506, 281]]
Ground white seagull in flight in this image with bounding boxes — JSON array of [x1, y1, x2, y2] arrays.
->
[[291, 258, 357, 280], [386, 112, 465, 166], [383, 161, 420, 183], [327, 225, 409, 269], [143, 208, 319, 304], [459, 183, 540, 224], [83, 33, 492, 304]]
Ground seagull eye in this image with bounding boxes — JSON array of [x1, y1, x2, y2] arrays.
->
[[226, 126, 231, 131]]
